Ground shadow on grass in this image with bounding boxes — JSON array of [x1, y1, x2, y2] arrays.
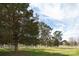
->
[[0, 48, 69, 56]]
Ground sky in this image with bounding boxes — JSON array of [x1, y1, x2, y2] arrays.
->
[[30, 3, 79, 40]]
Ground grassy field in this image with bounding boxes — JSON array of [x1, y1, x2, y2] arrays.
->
[[0, 46, 79, 56]]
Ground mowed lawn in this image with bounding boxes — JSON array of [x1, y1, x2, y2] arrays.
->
[[0, 46, 79, 56]]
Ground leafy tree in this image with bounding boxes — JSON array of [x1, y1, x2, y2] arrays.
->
[[53, 31, 62, 47], [38, 22, 52, 46]]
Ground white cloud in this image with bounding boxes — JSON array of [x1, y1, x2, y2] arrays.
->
[[42, 4, 64, 20], [61, 4, 79, 19], [30, 3, 64, 20], [30, 3, 79, 21]]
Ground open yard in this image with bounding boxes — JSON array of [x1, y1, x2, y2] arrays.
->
[[0, 46, 79, 56]]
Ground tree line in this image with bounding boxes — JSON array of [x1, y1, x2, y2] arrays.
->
[[0, 3, 63, 51]]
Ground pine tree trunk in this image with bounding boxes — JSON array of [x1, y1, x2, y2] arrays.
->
[[14, 42, 18, 52], [13, 32, 18, 52]]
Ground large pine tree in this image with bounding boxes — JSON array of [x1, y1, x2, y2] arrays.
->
[[0, 3, 39, 51]]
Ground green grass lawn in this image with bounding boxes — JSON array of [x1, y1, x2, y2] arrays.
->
[[0, 46, 79, 56]]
